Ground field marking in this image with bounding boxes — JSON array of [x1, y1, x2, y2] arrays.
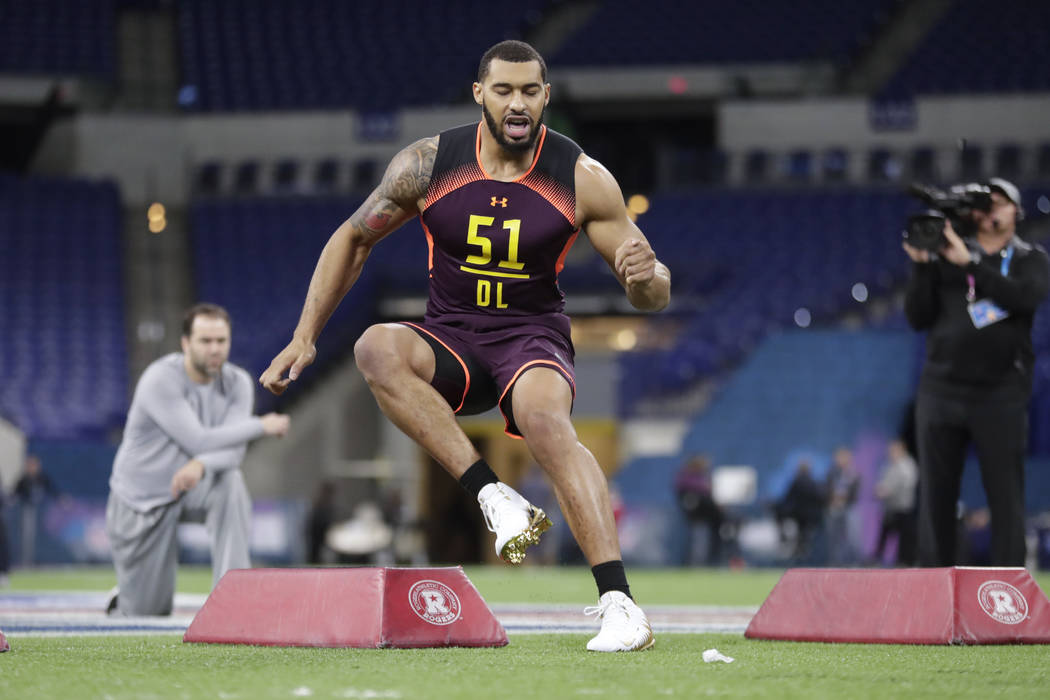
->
[[0, 591, 754, 637]]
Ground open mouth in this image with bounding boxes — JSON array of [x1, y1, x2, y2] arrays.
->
[[504, 115, 531, 139]]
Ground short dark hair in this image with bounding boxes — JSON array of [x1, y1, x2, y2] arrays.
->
[[182, 302, 231, 337], [478, 40, 547, 83]]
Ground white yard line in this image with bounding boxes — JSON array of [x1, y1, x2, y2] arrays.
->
[[0, 592, 754, 637]]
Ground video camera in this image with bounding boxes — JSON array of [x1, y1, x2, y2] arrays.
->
[[903, 182, 993, 251]]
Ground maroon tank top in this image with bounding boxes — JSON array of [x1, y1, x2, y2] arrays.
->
[[420, 122, 582, 332]]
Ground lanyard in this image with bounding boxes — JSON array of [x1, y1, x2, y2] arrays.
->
[[966, 244, 1014, 303]]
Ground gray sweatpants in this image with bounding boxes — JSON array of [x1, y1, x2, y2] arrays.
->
[[105, 469, 252, 615]]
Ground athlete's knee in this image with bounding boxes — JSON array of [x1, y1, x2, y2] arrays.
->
[[354, 325, 409, 383], [516, 405, 575, 447]]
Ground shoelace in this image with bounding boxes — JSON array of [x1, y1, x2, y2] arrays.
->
[[583, 596, 629, 622]]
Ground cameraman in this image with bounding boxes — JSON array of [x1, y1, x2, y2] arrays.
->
[[903, 178, 1049, 567]]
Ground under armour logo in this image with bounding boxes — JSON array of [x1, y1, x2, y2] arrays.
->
[[491, 196, 508, 207]]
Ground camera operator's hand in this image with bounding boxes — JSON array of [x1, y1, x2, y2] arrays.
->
[[939, 219, 973, 267], [902, 241, 931, 263]]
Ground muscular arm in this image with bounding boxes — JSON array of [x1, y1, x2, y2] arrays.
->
[[293, 136, 437, 344], [576, 155, 670, 311], [261, 136, 437, 393]]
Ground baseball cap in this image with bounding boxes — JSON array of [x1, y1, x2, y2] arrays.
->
[[987, 177, 1024, 219]]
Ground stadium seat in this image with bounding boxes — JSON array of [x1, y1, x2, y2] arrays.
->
[[272, 159, 300, 194], [994, 144, 1023, 181], [909, 146, 937, 182], [233, 161, 260, 196], [821, 148, 849, 183], [195, 161, 223, 196], [314, 158, 341, 193], [959, 143, 984, 181]]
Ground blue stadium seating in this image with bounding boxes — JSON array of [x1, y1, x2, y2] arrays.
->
[[189, 196, 430, 407], [553, 0, 896, 66], [0, 174, 128, 439], [882, 0, 1050, 96], [618, 187, 915, 411], [0, 0, 116, 78], [176, 0, 550, 111]]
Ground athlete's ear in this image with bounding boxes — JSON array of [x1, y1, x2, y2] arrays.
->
[[472, 82, 483, 106], [544, 83, 551, 105]]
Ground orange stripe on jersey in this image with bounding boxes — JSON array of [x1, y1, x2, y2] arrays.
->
[[401, 322, 471, 414], [497, 359, 576, 440], [519, 169, 576, 227], [555, 230, 580, 275], [420, 218, 435, 272]]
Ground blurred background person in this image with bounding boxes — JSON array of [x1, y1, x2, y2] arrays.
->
[[873, 439, 919, 566], [14, 454, 59, 567], [674, 454, 724, 566], [825, 447, 860, 566], [904, 178, 1050, 566], [106, 303, 290, 616], [0, 480, 9, 588], [775, 460, 826, 564]]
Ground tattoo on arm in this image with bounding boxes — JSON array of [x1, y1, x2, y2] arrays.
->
[[357, 136, 438, 239]]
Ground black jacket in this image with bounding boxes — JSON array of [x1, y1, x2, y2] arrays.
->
[[905, 235, 1050, 399]]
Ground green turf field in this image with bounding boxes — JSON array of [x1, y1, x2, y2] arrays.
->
[[3, 566, 1050, 699]]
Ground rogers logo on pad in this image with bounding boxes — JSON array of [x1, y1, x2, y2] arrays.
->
[[408, 580, 462, 626], [977, 580, 1028, 625]]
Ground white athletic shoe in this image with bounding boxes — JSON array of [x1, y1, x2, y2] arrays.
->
[[478, 482, 552, 564], [584, 591, 655, 652]]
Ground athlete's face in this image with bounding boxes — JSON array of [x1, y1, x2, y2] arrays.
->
[[181, 315, 231, 381], [474, 59, 549, 154]]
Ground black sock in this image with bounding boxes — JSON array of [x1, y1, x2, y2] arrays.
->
[[459, 459, 499, 501], [592, 560, 632, 600]]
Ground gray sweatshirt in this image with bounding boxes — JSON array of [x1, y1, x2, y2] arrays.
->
[[109, 353, 264, 511]]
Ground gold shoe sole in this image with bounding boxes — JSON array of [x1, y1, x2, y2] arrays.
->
[[500, 507, 553, 564]]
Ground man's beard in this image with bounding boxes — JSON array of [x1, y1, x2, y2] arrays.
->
[[482, 101, 545, 154], [191, 353, 221, 379]]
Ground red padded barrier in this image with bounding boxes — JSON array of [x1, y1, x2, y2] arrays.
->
[[745, 567, 1050, 644], [183, 567, 507, 648]]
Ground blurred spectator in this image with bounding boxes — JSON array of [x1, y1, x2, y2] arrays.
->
[[825, 447, 860, 566], [873, 440, 919, 566], [775, 460, 826, 563], [305, 480, 338, 565], [0, 484, 9, 587], [14, 455, 57, 506], [674, 454, 724, 565], [14, 454, 59, 567]]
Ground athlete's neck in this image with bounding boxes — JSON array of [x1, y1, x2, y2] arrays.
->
[[478, 127, 537, 181]]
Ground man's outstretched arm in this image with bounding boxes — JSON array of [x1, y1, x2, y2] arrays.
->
[[260, 136, 437, 394], [576, 154, 670, 312]]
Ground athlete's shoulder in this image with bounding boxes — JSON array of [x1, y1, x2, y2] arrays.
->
[[438, 122, 478, 142], [542, 126, 583, 158]]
